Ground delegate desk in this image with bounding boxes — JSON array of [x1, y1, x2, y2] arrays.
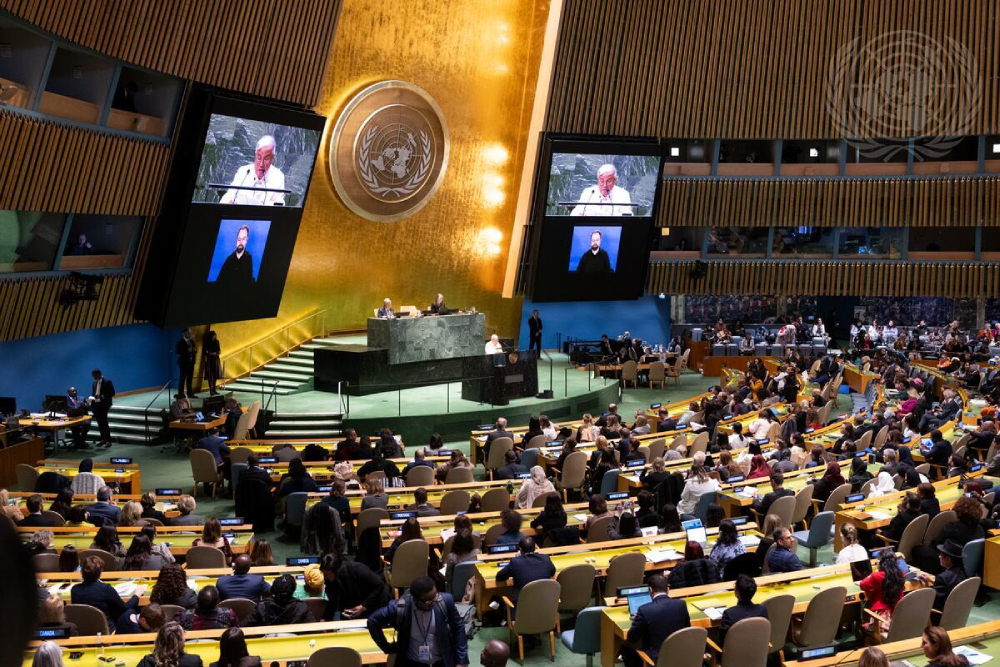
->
[[34, 459, 141, 493], [834, 470, 992, 550], [23, 620, 387, 666], [38, 565, 308, 605], [18, 524, 255, 556], [266, 457, 446, 484], [21, 414, 91, 453], [980, 531, 1000, 590], [12, 492, 181, 518], [473, 525, 761, 617], [310, 479, 515, 517], [230, 436, 408, 455]]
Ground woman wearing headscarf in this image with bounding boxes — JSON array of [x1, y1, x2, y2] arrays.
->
[[809, 462, 846, 503], [515, 466, 555, 509], [747, 455, 770, 480], [849, 457, 874, 492], [901, 468, 928, 490], [868, 471, 896, 498]]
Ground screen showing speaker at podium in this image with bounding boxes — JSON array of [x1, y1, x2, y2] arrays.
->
[[192, 114, 322, 208], [545, 152, 661, 217]]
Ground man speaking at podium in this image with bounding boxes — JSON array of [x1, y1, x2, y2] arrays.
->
[[571, 163, 631, 216], [220, 135, 286, 206], [485, 334, 505, 368]]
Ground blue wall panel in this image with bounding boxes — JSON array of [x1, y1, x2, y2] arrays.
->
[[0, 324, 178, 410], [516, 297, 671, 351]]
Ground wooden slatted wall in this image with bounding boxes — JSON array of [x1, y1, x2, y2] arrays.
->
[[0, 109, 169, 215], [0, 0, 342, 107], [546, 0, 1000, 138], [657, 177, 1000, 228], [646, 261, 1000, 298]]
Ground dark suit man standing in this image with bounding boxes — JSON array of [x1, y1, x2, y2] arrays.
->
[[528, 309, 543, 355], [624, 574, 690, 667], [176, 328, 197, 398], [89, 369, 115, 448]]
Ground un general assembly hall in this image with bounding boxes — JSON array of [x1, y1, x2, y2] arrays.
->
[[9, 1, 1000, 666]]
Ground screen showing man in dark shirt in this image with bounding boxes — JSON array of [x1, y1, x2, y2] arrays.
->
[[215, 224, 255, 290], [576, 230, 613, 273]]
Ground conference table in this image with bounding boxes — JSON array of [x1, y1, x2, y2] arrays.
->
[[230, 436, 408, 455], [266, 456, 448, 484], [980, 532, 1000, 590], [472, 524, 762, 617], [11, 491, 181, 518], [308, 479, 514, 517], [20, 413, 91, 453], [18, 524, 255, 556], [34, 459, 142, 493], [23, 620, 388, 666]]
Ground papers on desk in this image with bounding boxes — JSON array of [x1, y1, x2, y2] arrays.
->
[[703, 607, 725, 621], [187, 579, 199, 591], [440, 528, 456, 543], [738, 487, 757, 499], [867, 511, 892, 521], [954, 646, 992, 665], [738, 535, 761, 549], [477, 436, 487, 442], [645, 548, 682, 564], [47, 583, 67, 596], [691, 598, 725, 611], [573, 513, 589, 522], [114, 583, 137, 597], [625, 475, 641, 484]]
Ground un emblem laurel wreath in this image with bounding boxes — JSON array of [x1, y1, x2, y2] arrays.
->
[[358, 124, 432, 198]]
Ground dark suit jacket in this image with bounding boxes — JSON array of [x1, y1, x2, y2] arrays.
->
[[367, 593, 468, 667], [70, 580, 137, 628], [926, 440, 953, 468], [528, 316, 542, 338], [85, 502, 121, 525], [495, 462, 529, 480], [496, 552, 555, 597], [932, 565, 968, 610], [137, 655, 202, 667], [484, 429, 515, 455], [216, 573, 271, 602], [19, 513, 57, 528], [91, 377, 115, 409], [752, 488, 793, 516], [719, 601, 768, 642], [626, 595, 691, 661]]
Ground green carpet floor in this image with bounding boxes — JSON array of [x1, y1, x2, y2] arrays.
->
[[21, 369, 1000, 665]]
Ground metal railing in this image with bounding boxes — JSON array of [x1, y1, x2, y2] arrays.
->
[[220, 309, 329, 380]]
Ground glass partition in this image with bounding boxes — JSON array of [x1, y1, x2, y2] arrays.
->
[[0, 210, 67, 273]]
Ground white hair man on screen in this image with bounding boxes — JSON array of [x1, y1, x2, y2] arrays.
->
[[570, 163, 632, 216], [220, 135, 286, 206]]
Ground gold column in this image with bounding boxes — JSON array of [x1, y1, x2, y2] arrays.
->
[[214, 0, 553, 356]]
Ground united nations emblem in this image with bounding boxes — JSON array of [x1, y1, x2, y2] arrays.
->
[[329, 81, 449, 222]]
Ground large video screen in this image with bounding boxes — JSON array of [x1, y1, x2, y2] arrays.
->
[[545, 152, 662, 217], [137, 89, 326, 327], [192, 114, 322, 207]]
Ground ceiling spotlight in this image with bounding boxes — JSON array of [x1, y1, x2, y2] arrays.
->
[[670, 147, 680, 157], [808, 148, 820, 158]]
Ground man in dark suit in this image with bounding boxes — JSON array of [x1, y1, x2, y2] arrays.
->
[[66, 386, 91, 449], [239, 455, 273, 488], [335, 429, 360, 460], [85, 486, 121, 526], [407, 487, 441, 517], [71, 556, 139, 630], [495, 537, 555, 602], [919, 539, 968, 610], [752, 471, 794, 517], [89, 368, 115, 448], [495, 450, 529, 480], [483, 418, 515, 459], [401, 450, 436, 478], [656, 408, 677, 433], [919, 389, 962, 432], [624, 574, 690, 667], [922, 429, 954, 479], [528, 309, 543, 355], [19, 495, 57, 527], [719, 574, 768, 642], [176, 328, 197, 398], [217, 554, 272, 602]]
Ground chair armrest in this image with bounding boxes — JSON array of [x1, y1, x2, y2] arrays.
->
[[502, 596, 515, 609], [933, 608, 943, 615], [706, 637, 722, 653], [863, 608, 887, 623], [876, 533, 898, 545], [637, 651, 655, 666]]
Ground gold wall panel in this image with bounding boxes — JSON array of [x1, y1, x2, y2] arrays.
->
[[213, 0, 552, 352], [647, 260, 1000, 299], [547, 0, 1000, 138], [658, 177, 1000, 228], [0, 0, 342, 107]]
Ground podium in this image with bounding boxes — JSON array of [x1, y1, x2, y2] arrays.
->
[[461, 350, 539, 405]]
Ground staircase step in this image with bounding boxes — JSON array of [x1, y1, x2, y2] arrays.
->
[[270, 420, 343, 428], [108, 423, 154, 434], [266, 429, 343, 438], [114, 433, 156, 443], [311, 337, 350, 345], [251, 369, 312, 382], [226, 382, 293, 396], [112, 405, 161, 414], [246, 377, 302, 389], [107, 413, 153, 424], [265, 364, 313, 377], [276, 412, 344, 420], [289, 350, 314, 359], [273, 357, 314, 367]]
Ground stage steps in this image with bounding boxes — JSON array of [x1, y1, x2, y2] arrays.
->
[[83, 404, 166, 446], [223, 336, 347, 397], [265, 412, 344, 439]]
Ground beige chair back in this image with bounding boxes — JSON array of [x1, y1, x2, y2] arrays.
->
[[766, 421, 781, 441], [679, 348, 691, 371], [405, 466, 435, 488], [939, 576, 981, 631], [761, 543, 777, 574], [245, 400, 262, 432], [669, 434, 688, 451], [186, 545, 227, 568], [41, 510, 66, 527], [484, 523, 506, 546], [445, 467, 474, 484], [605, 551, 646, 593], [65, 603, 110, 636], [486, 438, 514, 475], [556, 563, 596, 614], [763, 594, 795, 654], [356, 508, 389, 536], [823, 483, 853, 512], [481, 488, 511, 513], [586, 515, 613, 543], [229, 447, 253, 464], [232, 410, 252, 441], [190, 449, 221, 488], [953, 433, 971, 453], [365, 471, 386, 483], [533, 492, 557, 508], [637, 446, 651, 463], [689, 431, 709, 456], [303, 596, 327, 621], [526, 434, 548, 450], [510, 579, 561, 635], [860, 479, 876, 497], [308, 646, 363, 667], [897, 513, 929, 560], [768, 495, 796, 529], [914, 463, 930, 475], [649, 362, 666, 386], [560, 451, 589, 491], [923, 510, 956, 546], [79, 548, 119, 571], [986, 441, 999, 465], [622, 360, 639, 385], [796, 586, 846, 647], [16, 464, 38, 491], [722, 617, 770, 667], [856, 429, 873, 450], [160, 604, 185, 621], [656, 626, 708, 667], [218, 597, 257, 622], [389, 539, 429, 590], [32, 553, 60, 572], [873, 425, 890, 449], [647, 438, 667, 461], [792, 484, 814, 526], [884, 587, 935, 643], [439, 490, 471, 515]]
